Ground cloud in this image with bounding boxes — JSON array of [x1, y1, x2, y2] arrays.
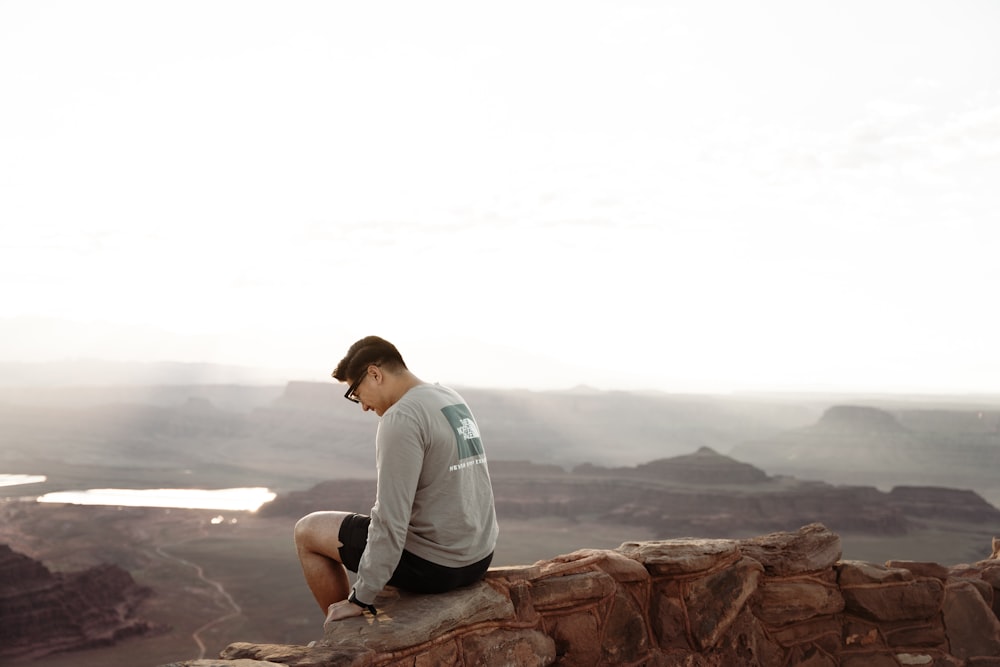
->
[[865, 100, 923, 120], [826, 93, 1000, 171]]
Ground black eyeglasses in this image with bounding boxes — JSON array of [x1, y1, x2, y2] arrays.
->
[[344, 374, 365, 403]]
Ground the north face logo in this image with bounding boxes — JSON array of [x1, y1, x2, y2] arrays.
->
[[456, 418, 481, 440], [441, 404, 485, 461]]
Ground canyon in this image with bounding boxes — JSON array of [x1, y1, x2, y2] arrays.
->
[[0, 544, 156, 661], [4, 379, 1000, 664], [261, 447, 1000, 547]]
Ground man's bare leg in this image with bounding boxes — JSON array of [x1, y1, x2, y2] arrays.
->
[[294, 511, 353, 612]]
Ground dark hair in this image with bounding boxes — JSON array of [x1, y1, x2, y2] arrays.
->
[[332, 336, 407, 382]]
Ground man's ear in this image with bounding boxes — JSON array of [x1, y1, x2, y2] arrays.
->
[[369, 365, 383, 384]]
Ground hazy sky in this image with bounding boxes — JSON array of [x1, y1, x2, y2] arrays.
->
[[2, 1, 998, 393]]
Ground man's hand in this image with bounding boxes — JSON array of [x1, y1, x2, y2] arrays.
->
[[324, 599, 364, 628]]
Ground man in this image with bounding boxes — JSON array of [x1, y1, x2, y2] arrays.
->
[[294, 336, 499, 625]]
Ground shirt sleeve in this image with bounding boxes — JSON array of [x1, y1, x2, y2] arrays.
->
[[352, 410, 425, 603]]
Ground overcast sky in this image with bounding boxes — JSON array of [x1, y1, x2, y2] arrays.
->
[[2, 1, 998, 393]]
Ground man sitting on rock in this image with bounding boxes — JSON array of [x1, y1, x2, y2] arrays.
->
[[294, 336, 499, 625]]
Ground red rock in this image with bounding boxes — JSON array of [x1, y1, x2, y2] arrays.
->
[[529, 571, 615, 611], [600, 589, 648, 664], [886, 560, 950, 581], [740, 523, 842, 576], [841, 652, 903, 667], [617, 537, 740, 576], [841, 577, 944, 622], [838, 560, 914, 586], [460, 629, 555, 667], [942, 580, 1000, 660], [882, 619, 948, 649], [683, 556, 763, 650], [649, 582, 690, 650], [320, 582, 514, 653], [544, 610, 600, 666], [752, 577, 844, 625], [167, 532, 1000, 667]]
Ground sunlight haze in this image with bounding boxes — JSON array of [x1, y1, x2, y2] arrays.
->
[[2, 1, 998, 393]]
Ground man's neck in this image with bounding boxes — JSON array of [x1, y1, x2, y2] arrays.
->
[[386, 370, 424, 406]]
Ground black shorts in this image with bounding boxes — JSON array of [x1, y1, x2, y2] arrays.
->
[[338, 513, 493, 595]]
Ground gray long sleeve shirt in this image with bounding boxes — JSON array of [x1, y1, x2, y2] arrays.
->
[[353, 383, 499, 603]]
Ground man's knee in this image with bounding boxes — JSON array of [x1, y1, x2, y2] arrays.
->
[[293, 512, 314, 545], [294, 511, 327, 545], [294, 511, 349, 552]]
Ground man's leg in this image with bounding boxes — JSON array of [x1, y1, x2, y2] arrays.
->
[[294, 511, 353, 613]]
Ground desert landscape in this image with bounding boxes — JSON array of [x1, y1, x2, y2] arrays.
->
[[3, 374, 1000, 665], [5, 0, 996, 662]]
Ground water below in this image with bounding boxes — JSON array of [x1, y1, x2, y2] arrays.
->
[[0, 474, 47, 487], [37, 487, 276, 511], [0, 474, 275, 511]]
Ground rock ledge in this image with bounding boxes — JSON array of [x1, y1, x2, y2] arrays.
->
[[163, 524, 1000, 667]]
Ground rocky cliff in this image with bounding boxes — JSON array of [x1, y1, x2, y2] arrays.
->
[[0, 544, 156, 661], [161, 524, 1000, 667]]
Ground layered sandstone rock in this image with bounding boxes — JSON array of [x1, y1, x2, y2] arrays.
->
[[163, 524, 1000, 667], [0, 544, 155, 661]]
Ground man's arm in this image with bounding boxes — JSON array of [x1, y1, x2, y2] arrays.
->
[[351, 411, 424, 604]]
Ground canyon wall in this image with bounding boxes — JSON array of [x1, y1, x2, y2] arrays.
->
[[0, 544, 156, 661], [260, 451, 1000, 542], [164, 524, 1000, 667]]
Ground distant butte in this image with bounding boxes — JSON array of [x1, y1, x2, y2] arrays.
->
[[574, 446, 770, 484], [814, 405, 908, 433]]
